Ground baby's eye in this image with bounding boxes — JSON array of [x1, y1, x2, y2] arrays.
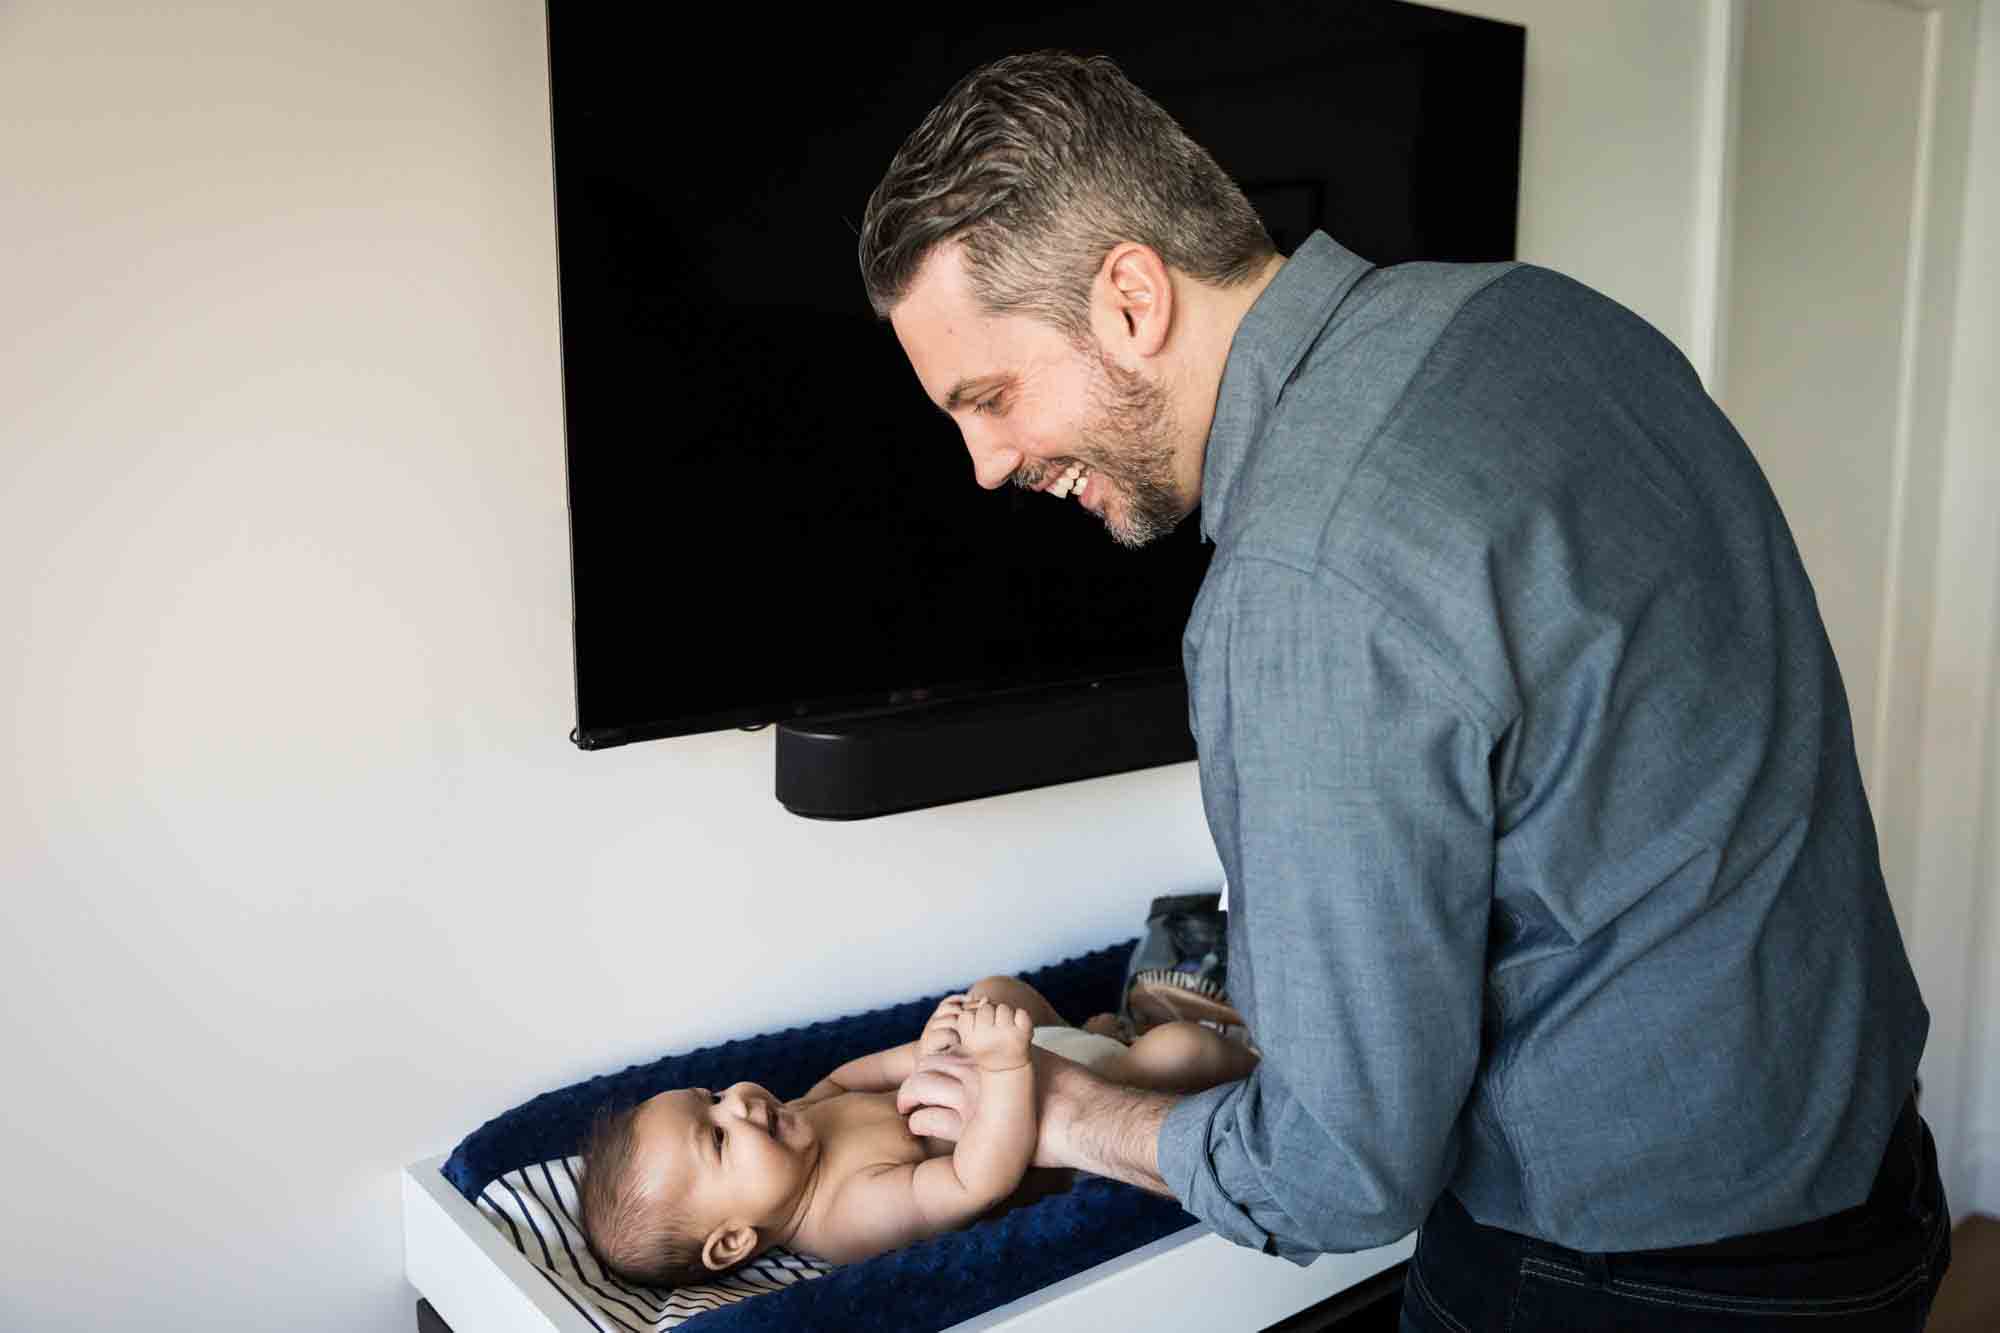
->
[[713, 1126, 725, 1154]]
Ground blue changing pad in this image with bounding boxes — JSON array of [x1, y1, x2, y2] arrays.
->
[[442, 940, 1199, 1331]]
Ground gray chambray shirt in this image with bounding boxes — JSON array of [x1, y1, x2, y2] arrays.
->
[[1155, 231, 1929, 1262]]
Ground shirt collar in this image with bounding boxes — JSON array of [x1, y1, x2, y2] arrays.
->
[[1198, 230, 1374, 542]]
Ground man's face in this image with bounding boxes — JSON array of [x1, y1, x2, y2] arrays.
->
[[890, 243, 1191, 548]]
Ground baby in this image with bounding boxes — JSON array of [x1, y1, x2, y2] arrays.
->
[[577, 973, 1257, 1286]]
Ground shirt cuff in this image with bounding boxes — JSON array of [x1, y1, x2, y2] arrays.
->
[[1159, 1083, 1319, 1266]]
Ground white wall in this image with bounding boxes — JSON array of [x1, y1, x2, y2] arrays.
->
[[1939, 0, 2000, 1214], [0, 4, 1975, 1332], [1704, 0, 1996, 1224], [1432, 0, 1717, 353]]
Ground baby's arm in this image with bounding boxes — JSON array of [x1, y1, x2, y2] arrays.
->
[[915, 997, 1036, 1212], [812, 999, 1036, 1259], [792, 1040, 920, 1106], [792, 994, 970, 1106]]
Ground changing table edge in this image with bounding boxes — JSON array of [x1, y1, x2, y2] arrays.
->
[[404, 1152, 1413, 1332], [405, 1155, 601, 1333]]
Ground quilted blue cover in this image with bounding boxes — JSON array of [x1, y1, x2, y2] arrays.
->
[[441, 940, 1200, 1331]]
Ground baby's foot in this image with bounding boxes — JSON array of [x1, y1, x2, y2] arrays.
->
[[955, 999, 1034, 1071]]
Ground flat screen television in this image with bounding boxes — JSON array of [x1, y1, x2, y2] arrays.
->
[[550, 1, 1523, 813]]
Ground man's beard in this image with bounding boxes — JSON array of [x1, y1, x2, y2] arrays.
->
[[1017, 345, 1189, 549]]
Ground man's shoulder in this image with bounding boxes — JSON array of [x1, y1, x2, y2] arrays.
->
[[1189, 262, 1653, 616], [1367, 254, 1525, 305], [1223, 258, 1535, 513], [1422, 262, 1685, 375]]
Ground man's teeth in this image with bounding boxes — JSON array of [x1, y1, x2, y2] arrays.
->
[[1052, 463, 1090, 499]]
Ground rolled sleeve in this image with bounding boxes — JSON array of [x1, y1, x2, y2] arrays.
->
[[1159, 1084, 1314, 1262], [1175, 554, 1501, 1259]]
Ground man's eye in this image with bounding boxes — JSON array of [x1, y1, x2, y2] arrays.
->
[[974, 396, 1001, 416]]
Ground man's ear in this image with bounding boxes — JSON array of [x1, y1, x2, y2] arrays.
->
[[1091, 242, 1174, 359], [701, 1220, 761, 1273]]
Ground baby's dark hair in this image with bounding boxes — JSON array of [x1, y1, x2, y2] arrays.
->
[[577, 1100, 711, 1287]]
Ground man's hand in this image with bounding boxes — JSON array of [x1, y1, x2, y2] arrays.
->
[[899, 1049, 983, 1141], [901, 1046, 1067, 1169], [899, 1045, 1178, 1194]]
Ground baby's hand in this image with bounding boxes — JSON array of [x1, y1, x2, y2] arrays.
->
[[950, 997, 1033, 1073]]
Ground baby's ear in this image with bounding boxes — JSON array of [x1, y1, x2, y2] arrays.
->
[[702, 1221, 762, 1273]]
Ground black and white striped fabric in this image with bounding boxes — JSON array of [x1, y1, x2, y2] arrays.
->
[[475, 1156, 833, 1332]]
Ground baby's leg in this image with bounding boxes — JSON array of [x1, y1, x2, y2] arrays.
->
[[964, 975, 1067, 1029], [1102, 1021, 1258, 1094]]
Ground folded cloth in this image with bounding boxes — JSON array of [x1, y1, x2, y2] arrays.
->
[[1030, 1024, 1129, 1074]]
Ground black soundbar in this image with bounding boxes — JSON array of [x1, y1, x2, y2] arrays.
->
[[775, 674, 1195, 819]]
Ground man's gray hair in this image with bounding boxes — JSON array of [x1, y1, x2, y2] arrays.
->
[[858, 50, 1276, 345]]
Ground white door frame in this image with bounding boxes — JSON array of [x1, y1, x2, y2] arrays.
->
[[1699, 0, 1995, 1220]]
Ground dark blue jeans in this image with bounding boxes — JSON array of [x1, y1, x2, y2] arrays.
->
[[1400, 1094, 1950, 1332]]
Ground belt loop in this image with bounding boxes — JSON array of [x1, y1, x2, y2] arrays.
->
[[1580, 1251, 1610, 1289]]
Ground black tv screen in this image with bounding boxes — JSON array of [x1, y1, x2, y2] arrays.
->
[[553, 1, 1523, 748]]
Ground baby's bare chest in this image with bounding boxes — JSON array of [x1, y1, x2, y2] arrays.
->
[[816, 1092, 953, 1178]]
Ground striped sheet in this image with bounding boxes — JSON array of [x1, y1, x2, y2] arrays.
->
[[473, 1156, 833, 1332]]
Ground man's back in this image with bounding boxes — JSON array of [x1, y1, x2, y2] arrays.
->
[[1173, 233, 1929, 1255]]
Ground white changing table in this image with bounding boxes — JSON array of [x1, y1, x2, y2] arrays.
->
[[403, 1154, 1415, 1332]]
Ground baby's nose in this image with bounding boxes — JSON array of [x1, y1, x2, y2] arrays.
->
[[722, 1084, 769, 1125]]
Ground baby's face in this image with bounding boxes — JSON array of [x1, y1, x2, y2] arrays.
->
[[630, 1082, 819, 1263]]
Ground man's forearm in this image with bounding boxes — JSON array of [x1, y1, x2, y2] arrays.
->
[[1043, 1059, 1177, 1197]]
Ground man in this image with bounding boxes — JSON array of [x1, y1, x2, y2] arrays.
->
[[861, 50, 1949, 1331]]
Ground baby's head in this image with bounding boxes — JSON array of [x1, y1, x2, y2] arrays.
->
[[579, 1082, 818, 1286]]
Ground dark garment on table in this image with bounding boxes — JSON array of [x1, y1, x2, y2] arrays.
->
[[1154, 232, 1931, 1262], [1399, 1089, 1951, 1331], [1115, 891, 1231, 1023]]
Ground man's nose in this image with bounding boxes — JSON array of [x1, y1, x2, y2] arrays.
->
[[964, 432, 1021, 491]]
